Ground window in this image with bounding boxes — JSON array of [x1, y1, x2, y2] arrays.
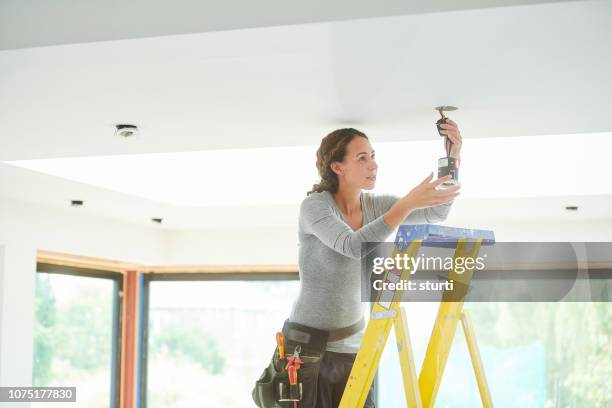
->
[[140, 273, 299, 407], [33, 264, 122, 408]]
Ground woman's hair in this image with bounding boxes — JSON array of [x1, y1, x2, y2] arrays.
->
[[308, 128, 368, 195]]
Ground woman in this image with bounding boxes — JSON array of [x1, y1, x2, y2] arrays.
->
[[288, 122, 462, 408]]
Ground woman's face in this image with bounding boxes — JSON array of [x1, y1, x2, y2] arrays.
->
[[331, 136, 378, 190]]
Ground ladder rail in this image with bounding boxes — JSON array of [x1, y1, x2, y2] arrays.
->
[[394, 307, 423, 408], [461, 310, 494, 408]]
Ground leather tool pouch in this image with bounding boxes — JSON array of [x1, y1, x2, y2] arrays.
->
[[252, 320, 329, 408]]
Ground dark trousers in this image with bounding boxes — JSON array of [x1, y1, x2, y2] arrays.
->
[[315, 351, 376, 408]]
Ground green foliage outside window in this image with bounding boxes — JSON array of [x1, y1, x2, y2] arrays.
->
[[149, 322, 225, 375], [469, 302, 611, 407]]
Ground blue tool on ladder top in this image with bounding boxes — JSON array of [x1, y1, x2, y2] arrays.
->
[[395, 224, 495, 251]]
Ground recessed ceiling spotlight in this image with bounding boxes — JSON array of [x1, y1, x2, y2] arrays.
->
[[115, 124, 139, 139], [151, 218, 163, 224], [565, 206, 578, 211], [71, 200, 84, 207]]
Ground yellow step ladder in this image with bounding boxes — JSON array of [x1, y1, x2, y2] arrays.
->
[[339, 224, 495, 408]]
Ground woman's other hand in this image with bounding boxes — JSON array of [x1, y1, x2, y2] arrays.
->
[[402, 173, 460, 210], [382, 172, 460, 229]]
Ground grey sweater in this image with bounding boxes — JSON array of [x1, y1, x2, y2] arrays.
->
[[289, 190, 451, 353]]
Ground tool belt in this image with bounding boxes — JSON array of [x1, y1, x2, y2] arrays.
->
[[251, 317, 365, 408]]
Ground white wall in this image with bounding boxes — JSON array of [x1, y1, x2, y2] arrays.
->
[[0, 197, 166, 266], [163, 218, 612, 266], [164, 226, 298, 265], [0, 243, 35, 408], [0, 196, 165, 395], [454, 218, 612, 242]]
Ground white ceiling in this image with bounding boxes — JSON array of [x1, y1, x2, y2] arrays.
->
[[0, 0, 581, 50], [0, 0, 611, 229]]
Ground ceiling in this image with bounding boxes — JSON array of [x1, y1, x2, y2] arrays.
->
[[0, 0, 582, 50], [0, 0, 610, 229]]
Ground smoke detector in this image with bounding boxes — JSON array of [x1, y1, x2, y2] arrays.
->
[[115, 124, 139, 139]]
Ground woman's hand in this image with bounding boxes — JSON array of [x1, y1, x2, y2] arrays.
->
[[439, 119, 463, 164], [402, 172, 460, 210], [382, 173, 460, 229]]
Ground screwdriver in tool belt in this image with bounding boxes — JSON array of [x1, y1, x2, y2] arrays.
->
[[288, 365, 298, 408], [276, 332, 285, 360]]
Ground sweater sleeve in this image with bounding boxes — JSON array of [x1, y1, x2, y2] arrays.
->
[[300, 194, 394, 259], [373, 194, 452, 224]]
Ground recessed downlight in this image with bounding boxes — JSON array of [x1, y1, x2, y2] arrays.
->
[[71, 200, 84, 207], [151, 218, 163, 224], [565, 206, 578, 211], [115, 124, 139, 139]]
